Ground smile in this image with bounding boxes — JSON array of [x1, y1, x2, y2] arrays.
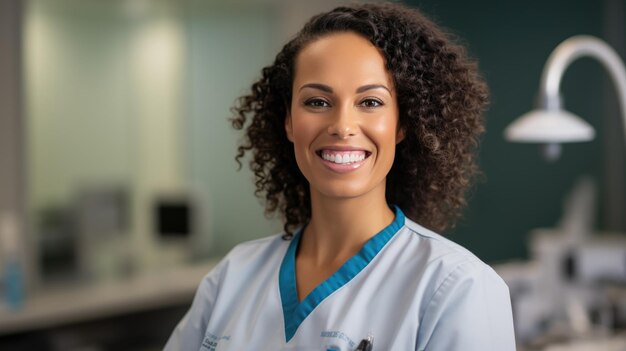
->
[[320, 150, 367, 164], [315, 149, 372, 173]]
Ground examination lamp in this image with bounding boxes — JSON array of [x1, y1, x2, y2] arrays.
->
[[503, 35, 626, 161]]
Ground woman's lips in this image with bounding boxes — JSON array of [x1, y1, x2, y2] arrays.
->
[[316, 149, 371, 173]]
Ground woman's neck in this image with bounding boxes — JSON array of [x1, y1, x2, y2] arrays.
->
[[298, 185, 395, 268]]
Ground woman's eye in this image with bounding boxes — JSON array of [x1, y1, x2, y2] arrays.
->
[[304, 98, 330, 108], [360, 98, 383, 108]]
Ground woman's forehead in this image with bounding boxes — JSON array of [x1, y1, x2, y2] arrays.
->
[[293, 32, 394, 92]]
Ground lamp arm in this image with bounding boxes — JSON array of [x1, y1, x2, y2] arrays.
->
[[540, 35, 626, 148]]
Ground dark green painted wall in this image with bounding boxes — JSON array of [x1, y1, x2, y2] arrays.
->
[[403, 0, 620, 262]]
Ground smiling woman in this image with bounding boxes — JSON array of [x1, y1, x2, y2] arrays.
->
[[165, 3, 515, 350], [286, 32, 402, 301]]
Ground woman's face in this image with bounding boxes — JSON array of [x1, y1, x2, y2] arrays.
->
[[285, 31, 403, 200]]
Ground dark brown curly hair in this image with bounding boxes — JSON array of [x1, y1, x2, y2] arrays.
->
[[231, 2, 488, 237]]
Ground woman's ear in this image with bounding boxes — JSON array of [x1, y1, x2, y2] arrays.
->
[[285, 113, 294, 142], [396, 127, 406, 144]]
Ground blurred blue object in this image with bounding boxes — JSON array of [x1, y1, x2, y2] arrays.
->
[[3, 257, 23, 311]]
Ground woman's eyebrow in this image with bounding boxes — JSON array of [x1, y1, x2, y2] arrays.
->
[[299, 83, 333, 93], [356, 84, 391, 95], [299, 83, 391, 95]]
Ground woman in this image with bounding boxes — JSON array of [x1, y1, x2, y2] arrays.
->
[[166, 3, 515, 350]]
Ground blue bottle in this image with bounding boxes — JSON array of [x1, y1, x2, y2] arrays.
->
[[4, 256, 24, 311]]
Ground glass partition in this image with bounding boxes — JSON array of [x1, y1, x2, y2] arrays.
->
[[24, 0, 348, 285]]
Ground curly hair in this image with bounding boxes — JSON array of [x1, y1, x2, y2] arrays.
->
[[231, 2, 488, 237]]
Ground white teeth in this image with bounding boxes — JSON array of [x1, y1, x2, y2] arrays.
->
[[321, 151, 367, 164]]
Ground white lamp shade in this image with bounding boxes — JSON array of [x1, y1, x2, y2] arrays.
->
[[504, 109, 596, 143]]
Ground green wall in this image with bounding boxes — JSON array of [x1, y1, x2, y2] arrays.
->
[[183, 1, 283, 254], [404, 0, 621, 262]]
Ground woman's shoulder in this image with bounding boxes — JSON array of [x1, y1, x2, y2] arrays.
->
[[397, 220, 515, 349], [218, 232, 290, 268], [396, 216, 508, 292], [403, 217, 480, 258], [196, 233, 290, 291]]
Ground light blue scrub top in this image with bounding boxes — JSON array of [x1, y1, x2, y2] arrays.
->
[[165, 207, 516, 350]]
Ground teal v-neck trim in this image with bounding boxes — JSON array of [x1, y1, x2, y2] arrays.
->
[[279, 206, 405, 342]]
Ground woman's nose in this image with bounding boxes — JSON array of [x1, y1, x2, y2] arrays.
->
[[327, 107, 358, 139]]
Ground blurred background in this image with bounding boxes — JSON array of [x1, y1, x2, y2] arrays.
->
[[0, 0, 624, 350]]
